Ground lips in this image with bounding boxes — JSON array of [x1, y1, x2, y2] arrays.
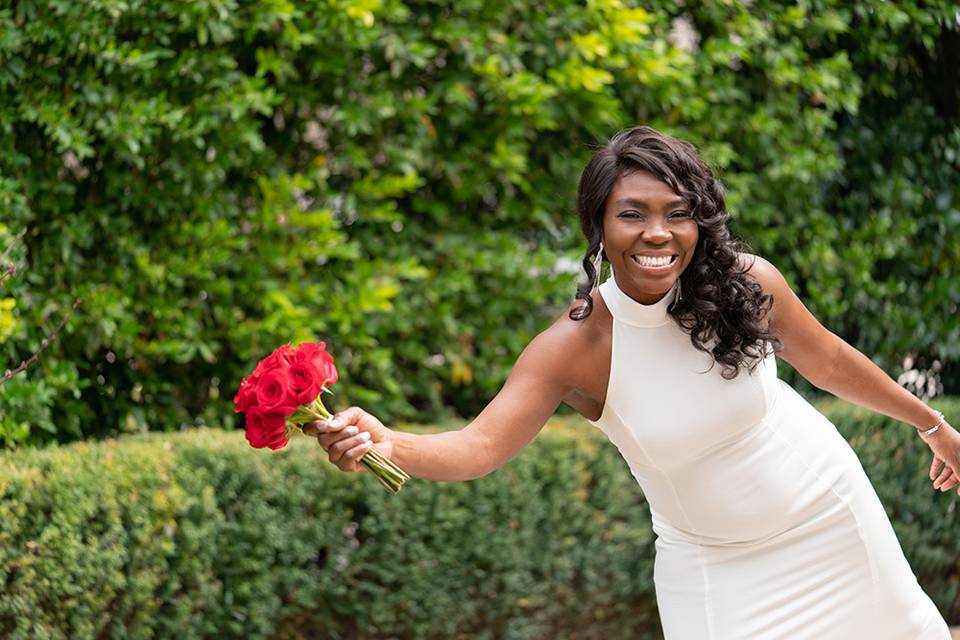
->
[[631, 254, 678, 268]]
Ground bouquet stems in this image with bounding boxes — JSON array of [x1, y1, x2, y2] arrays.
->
[[289, 396, 411, 494], [359, 449, 411, 494]]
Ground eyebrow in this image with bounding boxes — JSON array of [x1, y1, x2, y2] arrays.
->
[[613, 197, 687, 210]]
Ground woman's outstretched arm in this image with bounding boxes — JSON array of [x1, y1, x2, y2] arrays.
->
[[740, 253, 960, 493], [305, 322, 576, 482]]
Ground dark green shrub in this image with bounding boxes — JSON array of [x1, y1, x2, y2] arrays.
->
[[1, 398, 958, 639], [0, 423, 659, 640]]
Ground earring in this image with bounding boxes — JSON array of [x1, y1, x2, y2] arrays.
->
[[592, 242, 604, 290], [668, 277, 683, 312]]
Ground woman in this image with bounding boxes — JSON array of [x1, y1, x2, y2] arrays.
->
[[304, 126, 958, 639]]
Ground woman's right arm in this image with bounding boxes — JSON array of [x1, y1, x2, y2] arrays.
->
[[305, 325, 577, 482]]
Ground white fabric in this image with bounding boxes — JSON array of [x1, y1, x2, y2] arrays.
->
[[588, 271, 950, 640]]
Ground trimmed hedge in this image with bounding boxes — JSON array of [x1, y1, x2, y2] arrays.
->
[[2, 398, 959, 639]]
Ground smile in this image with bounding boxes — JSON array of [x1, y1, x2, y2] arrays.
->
[[631, 254, 678, 271]]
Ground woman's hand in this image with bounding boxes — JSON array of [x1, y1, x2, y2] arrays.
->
[[925, 418, 960, 495], [302, 406, 395, 473]]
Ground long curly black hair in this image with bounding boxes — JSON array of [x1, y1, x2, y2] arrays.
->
[[569, 125, 782, 379]]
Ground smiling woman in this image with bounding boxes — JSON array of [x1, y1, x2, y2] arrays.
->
[[571, 126, 782, 383], [603, 175, 698, 302], [307, 125, 957, 640], [550, 125, 954, 639]]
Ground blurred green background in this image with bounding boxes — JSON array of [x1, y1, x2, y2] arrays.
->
[[1, 0, 958, 446], [1, 0, 959, 637]]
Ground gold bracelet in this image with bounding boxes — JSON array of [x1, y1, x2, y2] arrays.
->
[[916, 410, 945, 437]]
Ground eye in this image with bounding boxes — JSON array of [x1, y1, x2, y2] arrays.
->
[[670, 210, 692, 218], [618, 211, 642, 219]]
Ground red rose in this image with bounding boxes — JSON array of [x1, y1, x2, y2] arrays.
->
[[245, 410, 288, 450], [253, 343, 297, 377], [255, 367, 299, 416], [288, 361, 322, 405], [233, 375, 260, 414], [294, 342, 338, 389], [236, 341, 342, 452]]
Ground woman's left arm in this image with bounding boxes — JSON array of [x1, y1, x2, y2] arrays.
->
[[738, 253, 960, 495]]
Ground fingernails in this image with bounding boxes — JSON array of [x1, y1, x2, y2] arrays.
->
[[328, 419, 341, 428], [344, 426, 358, 435], [359, 432, 370, 441]]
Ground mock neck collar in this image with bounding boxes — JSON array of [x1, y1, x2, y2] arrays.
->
[[598, 269, 679, 327]]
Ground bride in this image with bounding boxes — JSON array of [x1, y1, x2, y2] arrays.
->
[[304, 125, 956, 639]]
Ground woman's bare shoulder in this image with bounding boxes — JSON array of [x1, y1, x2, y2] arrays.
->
[[527, 291, 610, 388], [735, 250, 836, 347], [552, 290, 609, 339], [736, 252, 791, 292]]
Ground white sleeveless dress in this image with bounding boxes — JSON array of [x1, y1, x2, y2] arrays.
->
[[588, 272, 950, 640]]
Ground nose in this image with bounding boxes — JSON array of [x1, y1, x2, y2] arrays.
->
[[641, 217, 671, 243]]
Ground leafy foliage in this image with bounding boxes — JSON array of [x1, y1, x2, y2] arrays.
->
[[1, 399, 958, 638], [0, 0, 957, 445]]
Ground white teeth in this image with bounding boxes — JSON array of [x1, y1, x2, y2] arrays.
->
[[632, 255, 674, 267]]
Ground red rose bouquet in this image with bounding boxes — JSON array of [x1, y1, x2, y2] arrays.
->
[[233, 341, 410, 493]]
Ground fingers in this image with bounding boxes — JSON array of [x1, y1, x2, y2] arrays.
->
[[945, 457, 960, 492], [318, 425, 359, 450], [302, 406, 365, 437], [329, 406, 365, 430], [933, 467, 954, 490], [935, 471, 958, 492], [932, 459, 949, 485], [927, 427, 960, 490], [929, 452, 960, 493], [322, 431, 373, 471], [302, 406, 375, 472], [326, 429, 372, 462]]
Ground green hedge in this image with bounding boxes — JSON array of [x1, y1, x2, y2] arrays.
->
[[1, 0, 958, 447], [2, 398, 958, 639]]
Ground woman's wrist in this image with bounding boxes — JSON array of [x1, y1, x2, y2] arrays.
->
[[913, 409, 945, 435], [388, 427, 490, 482], [389, 429, 418, 473], [910, 407, 943, 431]]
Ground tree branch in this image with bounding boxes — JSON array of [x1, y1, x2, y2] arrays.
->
[[0, 228, 26, 288], [1, 297, 83, 385]]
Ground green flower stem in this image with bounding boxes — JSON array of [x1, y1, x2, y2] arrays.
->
[[359, 449, 410, 494], [288, 394, 411, 494]]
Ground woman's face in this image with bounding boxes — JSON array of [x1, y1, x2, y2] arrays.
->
[[601, 170, 699, 304]]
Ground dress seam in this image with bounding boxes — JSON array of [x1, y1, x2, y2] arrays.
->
[[606, 311, 716, 638], [637, 436, 716, 638], [919, 609, 933, 635], [615, 318, 672, 328], [588, 316, 620, 430], [765, 424, 883, 621], [695, 544, 715, 639]]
